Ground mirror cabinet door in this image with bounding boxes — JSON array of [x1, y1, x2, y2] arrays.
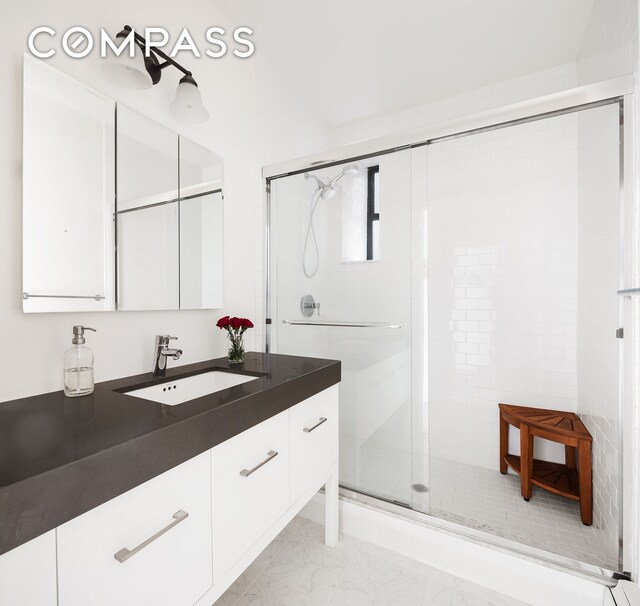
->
[[23, 60, 224, 313], [116, 107, 179, 310], [179, 139, 224, 310], [23, 57, 115, 312]]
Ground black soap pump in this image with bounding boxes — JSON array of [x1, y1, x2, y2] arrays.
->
[[64, 325, 97, 397]]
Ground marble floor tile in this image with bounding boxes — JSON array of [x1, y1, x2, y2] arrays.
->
[[329, 550, 426, 606], [214, 518, 531, 606], [234, 574, 325, 606], [262, 522, 351, 603]]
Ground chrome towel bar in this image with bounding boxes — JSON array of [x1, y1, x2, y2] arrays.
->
[[282, 320, 406, 329], [23, 292, 105, 301]]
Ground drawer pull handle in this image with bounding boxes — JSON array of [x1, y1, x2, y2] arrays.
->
[[240, 450, 279, 477], [114, 510, 189, 563], [303, 417, 328, 433]]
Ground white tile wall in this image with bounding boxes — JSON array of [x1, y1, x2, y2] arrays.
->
[[576, 104, 622, 559], [270, 153, 415, 502], [576, 0, 639, 567], [425, 113, 580, 470]]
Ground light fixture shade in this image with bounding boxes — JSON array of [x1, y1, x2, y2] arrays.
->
[[102, 39, 153, 90], [170, 76, 209, 124]]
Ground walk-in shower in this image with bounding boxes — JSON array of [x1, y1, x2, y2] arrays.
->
[[266, 96, 627, 578]]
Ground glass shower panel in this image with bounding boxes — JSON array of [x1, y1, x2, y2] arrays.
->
[[271, 152, 415, 505], [420, 104, 621, 570]]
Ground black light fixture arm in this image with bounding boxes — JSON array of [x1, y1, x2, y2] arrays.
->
[[120, 25, 193, 85]]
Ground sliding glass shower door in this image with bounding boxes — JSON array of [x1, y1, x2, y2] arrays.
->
[[419, 103, 622, 570], [268, 99, 623, 573], [269, 150, 423, 507]]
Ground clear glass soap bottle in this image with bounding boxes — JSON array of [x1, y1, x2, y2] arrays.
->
[[64, 325, 97, 397]]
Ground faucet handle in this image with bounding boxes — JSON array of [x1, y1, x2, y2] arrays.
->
[[155, 335, 178, 346]]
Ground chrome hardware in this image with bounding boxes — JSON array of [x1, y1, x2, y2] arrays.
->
[[23, 292, 105, 301], [303, 417, 327, 433], [300, 294, 320, 317], [114, 510, 189, 563], [617, 288, 640, 295], [240, 450, 278, 477], [153, 335, 183, 376], [616, 328, 624, 339], [283, 320, 406, 329]]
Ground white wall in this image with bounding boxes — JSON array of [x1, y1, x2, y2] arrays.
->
[[0, 0, 328, 402], [330, 62, 578, 149]]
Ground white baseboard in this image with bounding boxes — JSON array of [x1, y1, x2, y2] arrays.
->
[[300, 493, 609, 606]]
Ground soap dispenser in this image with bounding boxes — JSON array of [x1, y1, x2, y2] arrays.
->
[[64, 325, 97, 397]]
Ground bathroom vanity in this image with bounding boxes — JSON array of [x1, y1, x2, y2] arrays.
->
[[0, 352, 340, 606]]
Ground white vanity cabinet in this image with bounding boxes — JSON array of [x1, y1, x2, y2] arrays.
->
[[57, 452, 212, 606], [211, 409, 290, 580], [290, 385, 339, 503], [0, 530, 57, 606], [0, 384, 339, 606]]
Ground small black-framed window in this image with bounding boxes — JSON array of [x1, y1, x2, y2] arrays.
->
[[366, 165, 380, 260]]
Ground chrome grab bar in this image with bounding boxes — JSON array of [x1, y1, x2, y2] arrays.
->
[[240, 450, 279, 477], [617, 288, 640, 296], [303, 417, 328, 433], [114, 510, 189, 563], [282, 320, 406, 329], [23, 292, 105, 301]]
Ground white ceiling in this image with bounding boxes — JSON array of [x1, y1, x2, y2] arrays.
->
[[213, 0, 596, 128]]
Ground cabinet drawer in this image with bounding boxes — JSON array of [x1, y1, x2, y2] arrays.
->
[[290, 385, 339, 503], [58, 452, 212, 606], [211, 410, 290, 580]]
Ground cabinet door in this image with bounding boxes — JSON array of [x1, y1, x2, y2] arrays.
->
[[58, 453, 212, 606], [0, 531, 57, 606], [211, 410, 290, 580], [290, 385, 339, 503]]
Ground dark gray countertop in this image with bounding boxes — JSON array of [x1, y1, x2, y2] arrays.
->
[[0, 352, 340, 556]]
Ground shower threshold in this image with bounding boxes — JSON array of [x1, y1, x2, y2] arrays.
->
[[337, 485, 621, 585]]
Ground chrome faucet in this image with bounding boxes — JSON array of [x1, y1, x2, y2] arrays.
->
[[153, 335, 183, 376]]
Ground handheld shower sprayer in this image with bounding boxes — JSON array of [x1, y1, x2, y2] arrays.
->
[[302, 164, 361, 278]]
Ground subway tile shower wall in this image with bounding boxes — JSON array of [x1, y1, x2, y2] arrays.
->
[[426, 102, 622, 566]]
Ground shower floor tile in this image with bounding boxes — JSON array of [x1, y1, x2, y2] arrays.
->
[[429, 457, 618, 570], [339, 437, 618, 570]]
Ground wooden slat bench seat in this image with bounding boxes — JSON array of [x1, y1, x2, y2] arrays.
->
[[499, 403, 593, 525]]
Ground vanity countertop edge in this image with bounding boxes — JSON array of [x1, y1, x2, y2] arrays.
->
[[0, 352, 341, 556]]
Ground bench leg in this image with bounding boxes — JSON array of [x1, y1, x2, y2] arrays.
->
[[565, 445, 576, 470], [500, 413, 508, 474], [578, 440, 592, 525], [520, 424, 533, 501]]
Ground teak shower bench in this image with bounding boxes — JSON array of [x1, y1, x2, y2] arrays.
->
[[499, 403, 593, 525]]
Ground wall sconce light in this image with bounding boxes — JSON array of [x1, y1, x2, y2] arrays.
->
[[102, 25, 209, 124]]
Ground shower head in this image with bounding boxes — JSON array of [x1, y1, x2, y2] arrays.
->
[[305, 164, 360, 199]]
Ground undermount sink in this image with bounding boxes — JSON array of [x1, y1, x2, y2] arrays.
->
[[123, 370, 259, 406]]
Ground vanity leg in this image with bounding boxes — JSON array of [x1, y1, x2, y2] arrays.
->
[[324, 463, 339, 548]]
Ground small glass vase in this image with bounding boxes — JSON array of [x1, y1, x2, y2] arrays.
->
[[227, 335, 245, 365]]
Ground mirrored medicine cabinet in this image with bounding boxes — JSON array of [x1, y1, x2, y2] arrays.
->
[[22, 55, 224, 313]]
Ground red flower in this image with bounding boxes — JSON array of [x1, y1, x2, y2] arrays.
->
[[229, 317, 243, 330], [217, 315, 254, 333]]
